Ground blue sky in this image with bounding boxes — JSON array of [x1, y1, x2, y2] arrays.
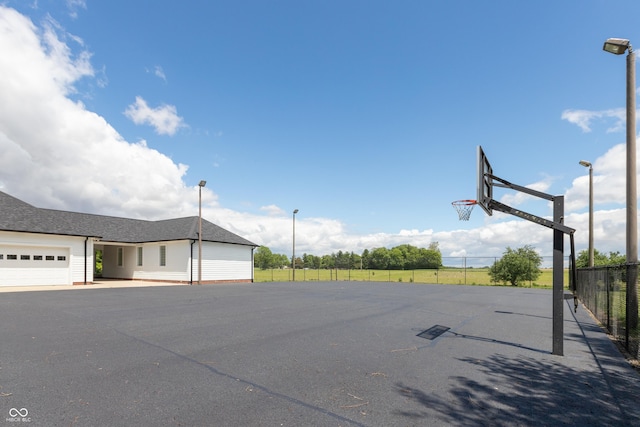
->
[[1, 1, 640, 260]]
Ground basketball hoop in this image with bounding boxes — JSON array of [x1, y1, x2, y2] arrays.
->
[[452, 199, 477, 221]]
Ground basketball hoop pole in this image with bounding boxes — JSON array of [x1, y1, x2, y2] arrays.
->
[[553, 197, 565, 356], [486, 177, 575, 357], [475, 146, 576, 356]]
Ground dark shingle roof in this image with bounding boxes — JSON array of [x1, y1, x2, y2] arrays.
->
[[0, 191, 256, 247]]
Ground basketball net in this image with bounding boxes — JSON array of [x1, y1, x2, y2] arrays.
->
[[452, 200, 476, 221]]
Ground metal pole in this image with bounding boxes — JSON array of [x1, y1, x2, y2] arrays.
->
[[292, 209, 298, 281], [197, 180, 206, 285], [579, 160, 594, 267], [588, 164, 594, 267], [552, 196, 564, 356], [626, 48, 638, 349], [198, 184, 202, 285]]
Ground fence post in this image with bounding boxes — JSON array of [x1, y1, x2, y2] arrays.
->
[[606, 266, 610, 331], [464, 257, 467, 285]]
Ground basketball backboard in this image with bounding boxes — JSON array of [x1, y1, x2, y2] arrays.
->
[[477, 145, 493, 215]]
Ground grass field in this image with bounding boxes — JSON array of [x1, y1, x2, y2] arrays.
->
[[254, 268, 570, 288]]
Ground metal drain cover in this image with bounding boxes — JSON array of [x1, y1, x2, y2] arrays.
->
[[417, 325, 450, 340]]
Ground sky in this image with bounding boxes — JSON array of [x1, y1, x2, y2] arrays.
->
[[1, 0, 640, 263]]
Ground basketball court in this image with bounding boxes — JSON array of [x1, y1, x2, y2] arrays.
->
[[1, 281, 638, 426], [1, 146, 638, 425]]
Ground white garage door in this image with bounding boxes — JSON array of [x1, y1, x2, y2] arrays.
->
[[0, 245, 70, 286]]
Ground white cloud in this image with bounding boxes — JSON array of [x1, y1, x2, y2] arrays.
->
[[154, 65, 167, 82], [0, 6, 191, 218], [561, 108, 626, 133], [260, 205, 285, 216], [66, 0, 86, 19], [0, 5, 629, 264], [124, 96, 185, 136], [565, 143, 627, 211], [146, 65, 167, 82]]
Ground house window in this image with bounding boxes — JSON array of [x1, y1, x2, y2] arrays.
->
[[58, 256, 66, 261], [7, 255, 17, 260], [117, 247, 123, 267], [0, 254, 3, 260], [159, 245, 166, 266], [46, 255, 55, 261], [21, 255, 30, 260], [34, 255, 43, 260], [137, 247, 143, 266]]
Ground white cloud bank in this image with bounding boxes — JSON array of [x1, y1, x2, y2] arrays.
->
[[0, 6, 631, 260], [0, 7, 191, 219]]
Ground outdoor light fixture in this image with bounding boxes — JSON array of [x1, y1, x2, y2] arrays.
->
[[603, 38, 631, 55], [292, 209, 299, 282], [602, 37, 637, 347], [579, 160, 594, 268], [198, 180, 207, 285]]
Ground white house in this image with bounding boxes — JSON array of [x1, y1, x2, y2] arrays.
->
[[0, 191, 257, 286]]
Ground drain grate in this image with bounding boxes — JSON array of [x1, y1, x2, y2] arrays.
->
[[417, 325, 450, 340]]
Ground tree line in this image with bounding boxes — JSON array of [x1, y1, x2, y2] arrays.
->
[[254, 243, 443, 271], [255, 242, 627, 288]]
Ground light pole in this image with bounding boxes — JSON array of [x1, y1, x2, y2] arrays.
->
[[292, 209, 298, 281], [579, 160, 594, 267], [603, 37, 638, 348], [198, 180, 206, 285]]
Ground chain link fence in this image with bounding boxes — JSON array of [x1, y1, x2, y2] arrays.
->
[[576, 264, 639, 359], [255, 256, 571, 286]]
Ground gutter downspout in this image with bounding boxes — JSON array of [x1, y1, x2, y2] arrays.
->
[[84, 237, 88, 285], [190, 240, 195, 285]]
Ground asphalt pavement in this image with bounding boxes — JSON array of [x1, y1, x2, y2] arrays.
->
[[1, 281, 638, 426]]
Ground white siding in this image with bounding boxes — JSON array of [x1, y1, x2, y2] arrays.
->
[[0, 231, 93, 286], [103, 240, 191, 282], [102, 244, 136, 279], [1, 229, 252, 286], [198, 242, 253, 282]]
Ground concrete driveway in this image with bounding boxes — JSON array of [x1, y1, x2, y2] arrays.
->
[[0, 278, 183, 293]]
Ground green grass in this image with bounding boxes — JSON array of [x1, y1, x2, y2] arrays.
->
[[254, 268, 569, 288]]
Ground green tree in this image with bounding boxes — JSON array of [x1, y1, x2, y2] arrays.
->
[[333, 251, 350, 269], [388, 247, 406, 270], [321, 254, 334, 269], [361, 249, 371, 269], [254, 246, 274, 270], [293, 256, 303, 269], [415, 242, 442, 269], [489, 245, 542, 286], [607, 251, 626, 265], [95, 249, 103, 275], [267, 253, 287, 269], [575, 248, 609, 268], [575, 249, 626, 267], [350, 252, 362, 269], [303, 253, 321, 269], [369, 247, 390, 269]]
